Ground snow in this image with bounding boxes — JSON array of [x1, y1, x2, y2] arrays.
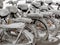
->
[[2, 0, 60, 43]]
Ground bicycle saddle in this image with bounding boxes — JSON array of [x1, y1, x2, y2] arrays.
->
[[45, 0, 53, 5], [0, 9, 9, 16], [31, 2, 41, 8], [40, 5, 49, 11], [6, 6, 18, 13], [0, 9, 9, 18], [18, 4, 28, 12]]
